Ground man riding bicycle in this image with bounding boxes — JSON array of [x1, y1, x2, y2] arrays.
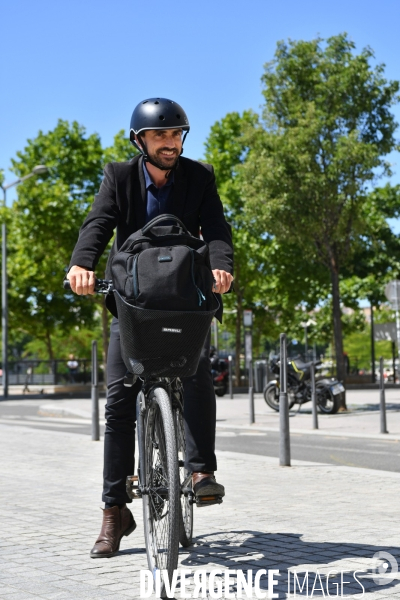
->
[[67, 98, 234, 558]]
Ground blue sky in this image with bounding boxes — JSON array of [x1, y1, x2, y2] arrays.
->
[[1, 0, 400, 206]]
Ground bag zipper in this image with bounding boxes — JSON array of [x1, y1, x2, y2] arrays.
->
[[188, 248, 206, 306], [132, 253, 140, 298], [124, 233, 194, 253]]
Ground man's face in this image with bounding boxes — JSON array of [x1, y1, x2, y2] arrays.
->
[[137, 128, 183, 169]]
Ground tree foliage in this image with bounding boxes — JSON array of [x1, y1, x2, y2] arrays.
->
[[239, 34, 399, 398], [204, 111, 330, 374], [6, 121, 137, 360], [204, 112, 275, 377]]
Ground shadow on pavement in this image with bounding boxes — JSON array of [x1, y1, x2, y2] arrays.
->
[[117, 547, 147, 556], [180, 530, 400, 596]]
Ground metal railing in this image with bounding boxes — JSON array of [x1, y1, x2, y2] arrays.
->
[[0, 359, 104, 386]]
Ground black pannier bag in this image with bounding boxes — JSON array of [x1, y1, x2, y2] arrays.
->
[[110, 214, 219, 378]]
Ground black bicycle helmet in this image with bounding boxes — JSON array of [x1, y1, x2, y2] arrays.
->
[[130, 98, 190, 169]]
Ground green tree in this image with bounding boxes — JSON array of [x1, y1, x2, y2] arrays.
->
[[348, 184, 400, 301], [7, 120, 103, 360], [204, 112, 329, 381], [340, 184, 400, 379], [204, 111, 276, 382], [7, 122, 137, 364], [240, 34, 399, 405]]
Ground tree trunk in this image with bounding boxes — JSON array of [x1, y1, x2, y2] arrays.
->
[[101, 297, 109, 376], [330, 260, 347, 410], [45, 330, 54, 362]]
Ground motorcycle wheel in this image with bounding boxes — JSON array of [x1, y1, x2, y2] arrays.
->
[[215, 382, 227, 397], [263, 382, 295, 411], [316, 382, 339, 414]]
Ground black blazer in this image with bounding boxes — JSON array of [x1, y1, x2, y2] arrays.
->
[[69, 155, 233, 319]]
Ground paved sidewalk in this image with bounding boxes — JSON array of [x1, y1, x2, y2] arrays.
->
[[1, 411, 400, 599], [38, 388, 400, 439], [215, 389, 400, 439]]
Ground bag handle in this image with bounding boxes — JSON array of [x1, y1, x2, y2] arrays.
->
[[141, 213, 190, 236]]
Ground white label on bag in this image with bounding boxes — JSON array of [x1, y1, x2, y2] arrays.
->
[[162, 328, 182, 333]]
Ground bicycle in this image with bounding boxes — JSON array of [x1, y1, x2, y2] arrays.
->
[[64, 277, 222, 593]]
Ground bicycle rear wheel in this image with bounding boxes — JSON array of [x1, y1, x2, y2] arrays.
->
[[175, 407, 193, 547], [142, 387, 180, 590]]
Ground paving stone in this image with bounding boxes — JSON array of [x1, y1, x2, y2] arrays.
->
[[0, 594, 42, 600], [1, 422, 400, 600], [0, 588, 19, 597]]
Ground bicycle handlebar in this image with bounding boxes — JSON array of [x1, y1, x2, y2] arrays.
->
[[64, 275, 231, 295], [63, 278, 113, 294]]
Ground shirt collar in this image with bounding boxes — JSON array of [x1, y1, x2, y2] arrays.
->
[[142, 160, 174, 190]]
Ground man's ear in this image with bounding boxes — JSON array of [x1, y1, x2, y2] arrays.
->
[[136, 131, 147, 149], [134, 134, 142, 150], [130, 131, 144, 149]]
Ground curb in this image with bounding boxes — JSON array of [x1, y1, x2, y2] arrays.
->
[[38, 404, 93, 419], [216, 421, 400, 441]]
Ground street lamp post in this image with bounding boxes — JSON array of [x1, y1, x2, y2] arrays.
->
[[1, 165, 48, 399], [243, 309, 254, 424]]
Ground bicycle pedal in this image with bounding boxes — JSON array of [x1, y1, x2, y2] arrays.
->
[[126, 475, 141, 499], [195, 494, 223, 507]]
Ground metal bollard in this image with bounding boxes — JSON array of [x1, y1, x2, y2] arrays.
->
[[91, 340, 100, 441], [310, 362, 318, 430], [228, 355, 233, 399], [249, 357, 255, 424], [379, 357, 388, 434], [279, 333, 291, 466]]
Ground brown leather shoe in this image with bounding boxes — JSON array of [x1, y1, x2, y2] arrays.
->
[[192, 472, 225, 497], [90, 505, 136, 558]]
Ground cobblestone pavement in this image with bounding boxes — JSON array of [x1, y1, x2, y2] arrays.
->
[[1, 419, 400, 600]]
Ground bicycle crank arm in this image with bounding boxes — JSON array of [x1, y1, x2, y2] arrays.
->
[[181, 473, 192, 495], [126, 475, 142, 499]]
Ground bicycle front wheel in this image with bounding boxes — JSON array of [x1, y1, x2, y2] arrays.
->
[[175, 407, 193, 547], [142, 387, 180, 587]]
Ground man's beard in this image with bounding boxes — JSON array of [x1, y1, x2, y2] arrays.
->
[[147, 147, 180, 170]]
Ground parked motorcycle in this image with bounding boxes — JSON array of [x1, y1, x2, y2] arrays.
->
[[210, 350, 229, 397], [263, 355, 344, 414]]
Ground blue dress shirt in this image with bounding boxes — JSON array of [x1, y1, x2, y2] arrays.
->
[[142, 161, 175, 223]]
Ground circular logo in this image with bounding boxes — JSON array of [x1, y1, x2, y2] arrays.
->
[[373, 551, 398, 585]]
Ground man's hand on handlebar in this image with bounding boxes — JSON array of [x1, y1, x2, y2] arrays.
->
[[67, 266, 96, 295], [212, 270, 233, 294], [67, 266, 233, 295]]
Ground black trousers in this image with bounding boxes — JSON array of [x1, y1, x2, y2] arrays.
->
[[102, 318, 217, 505]]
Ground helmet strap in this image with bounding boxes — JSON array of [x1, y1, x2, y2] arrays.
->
[[181, 130, 189, 150], [132, 131, 189, 171]]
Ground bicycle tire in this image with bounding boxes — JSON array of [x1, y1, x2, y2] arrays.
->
[[175, 407, 193, 547], [142, 387, 180, 591]]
